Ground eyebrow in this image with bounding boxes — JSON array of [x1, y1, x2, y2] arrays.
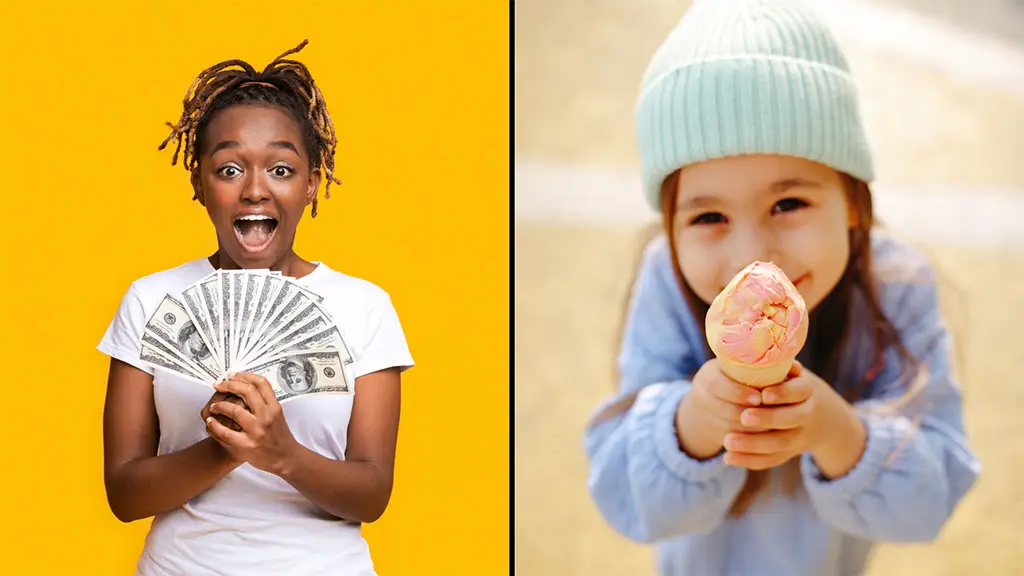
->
[[769, 178, 822, 193], [210, 140, 300, 155], [675, 178, 823, 213]]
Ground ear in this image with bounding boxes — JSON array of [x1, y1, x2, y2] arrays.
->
[[191, 170, 206, 206], [305, 169, 323, 206]]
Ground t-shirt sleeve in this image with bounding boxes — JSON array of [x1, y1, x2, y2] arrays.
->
[[97, 282, 154, 376], [353, 295, 414, 379]]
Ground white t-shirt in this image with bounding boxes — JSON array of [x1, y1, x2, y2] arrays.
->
[[97, 258, 414, 576]]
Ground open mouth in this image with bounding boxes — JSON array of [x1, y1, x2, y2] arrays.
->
[[233, 214, 279, 253]]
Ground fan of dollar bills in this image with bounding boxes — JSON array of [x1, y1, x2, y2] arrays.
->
[[139, 269, 353, 402]]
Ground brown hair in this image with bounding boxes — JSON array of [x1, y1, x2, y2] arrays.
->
[[590, 167, 925, 517], [158, 39, 341, 217]]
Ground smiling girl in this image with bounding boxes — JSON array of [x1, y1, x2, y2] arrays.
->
[[98, 41, 412, 575], [584, 2, 980, 575]]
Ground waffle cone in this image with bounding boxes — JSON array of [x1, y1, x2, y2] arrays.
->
[[719, 359, 793, 388]]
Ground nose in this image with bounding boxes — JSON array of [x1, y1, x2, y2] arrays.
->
[[726, 223, 777, 277], [241, 172, 271, 204]]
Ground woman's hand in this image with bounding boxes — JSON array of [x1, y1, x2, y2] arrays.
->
[[205, 372, 302, 475], [722, 361, 866, 477], [200, 389, 248, 432]]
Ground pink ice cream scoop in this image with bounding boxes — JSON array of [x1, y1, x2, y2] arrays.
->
[[705, 261, 809, 387]]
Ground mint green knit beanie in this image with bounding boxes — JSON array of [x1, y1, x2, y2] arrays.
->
[[636, 0, 874, 210]]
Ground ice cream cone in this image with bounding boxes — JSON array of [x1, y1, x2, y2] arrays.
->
[[705, 261, 808, 387], [718, 359, 793, 389]]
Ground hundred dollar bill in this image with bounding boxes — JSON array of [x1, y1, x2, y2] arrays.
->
[[230, 272, 245, 367], [261, 325, 353, 365], [252, 283, 311, 350], [244, 302, 347, 365], [245, 301, 320, 363], [246, 274, 285, 353], [139, 341, 208, 384], [143, 295, 221, 381], [219, 271, 232, 372], [246, 349, 351, 402], [198, 273, 223, 363], [236, 271, 260, 362], [238, 272, 266, 362], [181, 284, 221, 368], [141, 328, 219, 383]]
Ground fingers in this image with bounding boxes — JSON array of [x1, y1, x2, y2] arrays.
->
[[210, 400, 258, 432], [739, 399, 814, 430], [788, 360, 803, 378], [760, 374, 814, 406], [215, 377, 267, 416], [206, 416, 251, 449], [227, 372, 278, 410], [724, 429, 801, 455], [695, 394, 770, 433], [723, 451, 794, 470], [697, 361, 762, 407]]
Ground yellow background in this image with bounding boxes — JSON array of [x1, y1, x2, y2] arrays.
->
[[0, 2, 508, 574]]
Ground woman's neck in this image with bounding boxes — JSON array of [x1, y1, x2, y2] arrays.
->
[[208, 249, 317, 279]]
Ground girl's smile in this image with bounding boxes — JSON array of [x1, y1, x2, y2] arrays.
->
[[672, 154, 855, 312]]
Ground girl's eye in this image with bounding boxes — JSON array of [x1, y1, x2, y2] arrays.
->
[[270, 165, 295, 178], [691, 212, 725, 225], [218, 166, 242, 178], [772, 198, 809, 214]]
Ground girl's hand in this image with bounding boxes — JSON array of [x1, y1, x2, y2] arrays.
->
[[205, 372, 301, 475], [722, 361, 858, 471], [675, 359, 768, 459]]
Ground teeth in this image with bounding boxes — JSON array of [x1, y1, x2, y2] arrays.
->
[[235, 214, 276, 222]]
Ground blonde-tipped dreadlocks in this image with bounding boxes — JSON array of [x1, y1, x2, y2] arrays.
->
[[159, 39, 341, 217]]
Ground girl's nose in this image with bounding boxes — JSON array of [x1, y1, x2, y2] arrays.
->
[[726, 225, 775, 275]]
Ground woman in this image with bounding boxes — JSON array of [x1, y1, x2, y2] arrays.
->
[[98, 40, 413, 575]]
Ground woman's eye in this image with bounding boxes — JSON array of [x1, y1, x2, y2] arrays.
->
[[270, 166, 295, 178], [218, 166, 241, 178], [691, 212, 725, 225], [772, 198, 809, 214]]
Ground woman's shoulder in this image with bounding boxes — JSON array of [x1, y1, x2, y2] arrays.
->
[[125, 258, 213, 303], [308, 262, 393, 311]]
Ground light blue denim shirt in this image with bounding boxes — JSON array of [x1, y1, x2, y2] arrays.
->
[[584, 232, 980, 576]]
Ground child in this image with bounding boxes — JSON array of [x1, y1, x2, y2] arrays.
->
[[97, 41, 412, 576], [583, 1, 980, 574]]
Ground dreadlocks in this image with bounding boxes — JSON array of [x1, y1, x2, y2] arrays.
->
[[159, 39, 340, 218]]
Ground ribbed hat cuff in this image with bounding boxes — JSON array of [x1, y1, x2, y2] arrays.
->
[[637, 56, 874, 210]]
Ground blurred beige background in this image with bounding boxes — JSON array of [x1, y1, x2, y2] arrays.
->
[[515, 0, 1024, 574]]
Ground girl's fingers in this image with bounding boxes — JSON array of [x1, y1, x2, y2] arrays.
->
[[706, 370, 763, 407], [740, 400, 813, 429], [723, 451, 792, 470], [724, 429, 800, 455], [701, 393, 746, 424], [760, 375, 814, 405]]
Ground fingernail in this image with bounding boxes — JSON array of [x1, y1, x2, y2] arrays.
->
[[747, 394, 761, 405], [742, 411, 758, 426], [763, 392, 776, 403], [725, 435, 739, 450], [205, 417, 214, 425]]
